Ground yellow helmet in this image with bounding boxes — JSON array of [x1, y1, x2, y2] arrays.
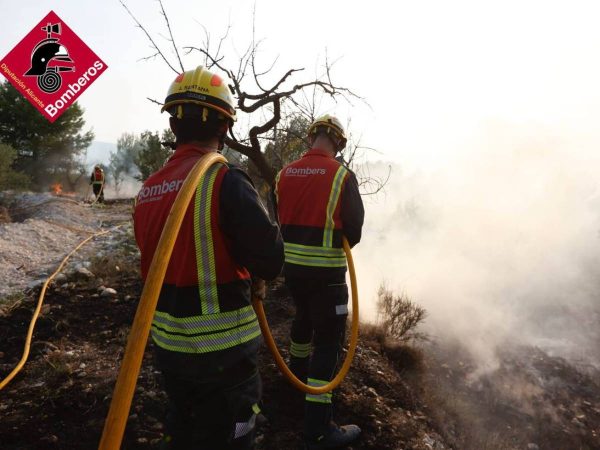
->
[[307, 114, 347, 149], [161, 66, 236, 122]]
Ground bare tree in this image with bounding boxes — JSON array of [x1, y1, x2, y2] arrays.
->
[[120, 0, 387, 192]]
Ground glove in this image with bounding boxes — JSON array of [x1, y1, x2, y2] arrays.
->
[[251, 277, 266, 301]]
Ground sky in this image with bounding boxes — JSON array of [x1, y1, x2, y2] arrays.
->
[[3, 0, 600, 167], [3, 1, 600, 367]]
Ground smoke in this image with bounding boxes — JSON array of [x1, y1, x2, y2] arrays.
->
[[355, 119, 600, 370], [102, 173, 141, 199]]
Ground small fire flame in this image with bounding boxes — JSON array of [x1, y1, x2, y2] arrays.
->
[[51, 183, 62, 195]]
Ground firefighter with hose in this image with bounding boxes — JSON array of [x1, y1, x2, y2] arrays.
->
[[274, 115, 365, 449], [90, 165, 105, 203], [132, 66, 284, 449]]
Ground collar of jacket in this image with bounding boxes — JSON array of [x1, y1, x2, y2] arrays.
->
[[169, 144, 217, 162], [303, 148, 335, 159]]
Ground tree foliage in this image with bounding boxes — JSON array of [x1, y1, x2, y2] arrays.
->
[[244, 114, 310, 199], [263, 114, 310, 173], [109, 129, 175, 185], [0, 82, 94, 190], [133, 129, 175, 181], [0, 143, 30, 190]]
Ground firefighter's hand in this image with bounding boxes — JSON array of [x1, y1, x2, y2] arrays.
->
[[251, 278, 266, 301]]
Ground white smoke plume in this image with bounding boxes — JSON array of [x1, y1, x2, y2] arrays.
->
[[102, 173, 142, 199], [355, 120, 600, 371]]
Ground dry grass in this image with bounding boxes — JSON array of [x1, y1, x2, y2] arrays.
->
[[0, 205, 10, 223], [360, 324, 425, 374], [359, 284, 428, 373], [0, 291, 27, 314], [377, 283, 427, 342]]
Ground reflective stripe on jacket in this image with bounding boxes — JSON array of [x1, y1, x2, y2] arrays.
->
[[275, 148, 364, 278]]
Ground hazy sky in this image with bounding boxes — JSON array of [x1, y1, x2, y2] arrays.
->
[[3, 0, 600, 168]]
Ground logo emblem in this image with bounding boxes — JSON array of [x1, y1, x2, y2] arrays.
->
[[0, 11, 107, 122], [24, 22, 74, 94]]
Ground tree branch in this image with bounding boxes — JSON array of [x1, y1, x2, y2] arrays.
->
[[119, 0, 180, 75], [146, 97, 164, 106], [183, 47, 231, 78], [119, 3, 385, 193], [157, 0, 185, 72]]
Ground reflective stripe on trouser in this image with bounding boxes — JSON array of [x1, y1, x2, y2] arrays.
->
[[290, 339, 311, 358], [305, 378, 332, 404], [151, 305, 261, 354], [284, 242, 346, 268], [290, 340, 310, 384], [234, 403, 261, 439]]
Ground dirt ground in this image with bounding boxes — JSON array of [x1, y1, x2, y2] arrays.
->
[[423, 341, 600, 450], [1, 197, 600, 450], [0, 197, 444, 450], [0, 193, 131, 298]]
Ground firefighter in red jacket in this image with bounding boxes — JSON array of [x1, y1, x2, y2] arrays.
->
[[274, 115, 365, 449], [90, 165, 105, 203], [133, 66, 284, 450]]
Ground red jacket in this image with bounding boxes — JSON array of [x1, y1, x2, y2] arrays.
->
[[135, 153, 247, 287], [133, 144, 283, 378], [275, 148, 364, 279], [91, 168, 104, 184]]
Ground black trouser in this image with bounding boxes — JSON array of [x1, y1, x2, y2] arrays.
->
[[92, 183, 104, 202], [160, 364, 261, 449], [286, 275, 348, 439]]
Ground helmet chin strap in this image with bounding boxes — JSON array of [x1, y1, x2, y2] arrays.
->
[[217, 122, 230, 151], [326, 133, 343, 154], [334, 135, 344, 152]]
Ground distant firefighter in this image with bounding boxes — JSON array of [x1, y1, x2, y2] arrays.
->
[[90, 165, 105, 203]]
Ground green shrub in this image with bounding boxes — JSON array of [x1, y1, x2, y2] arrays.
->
[[0, 143, 30, 190]]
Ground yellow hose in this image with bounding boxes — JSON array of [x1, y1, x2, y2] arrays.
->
[[98, 153, 226, 450], [0, 226, 120, 391], [253, 237, 359, 395]]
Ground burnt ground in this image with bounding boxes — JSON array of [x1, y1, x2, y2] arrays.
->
[[0, 200, 444, 450], [1, 199, 600, 450], [422, 342, 600, 450]]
